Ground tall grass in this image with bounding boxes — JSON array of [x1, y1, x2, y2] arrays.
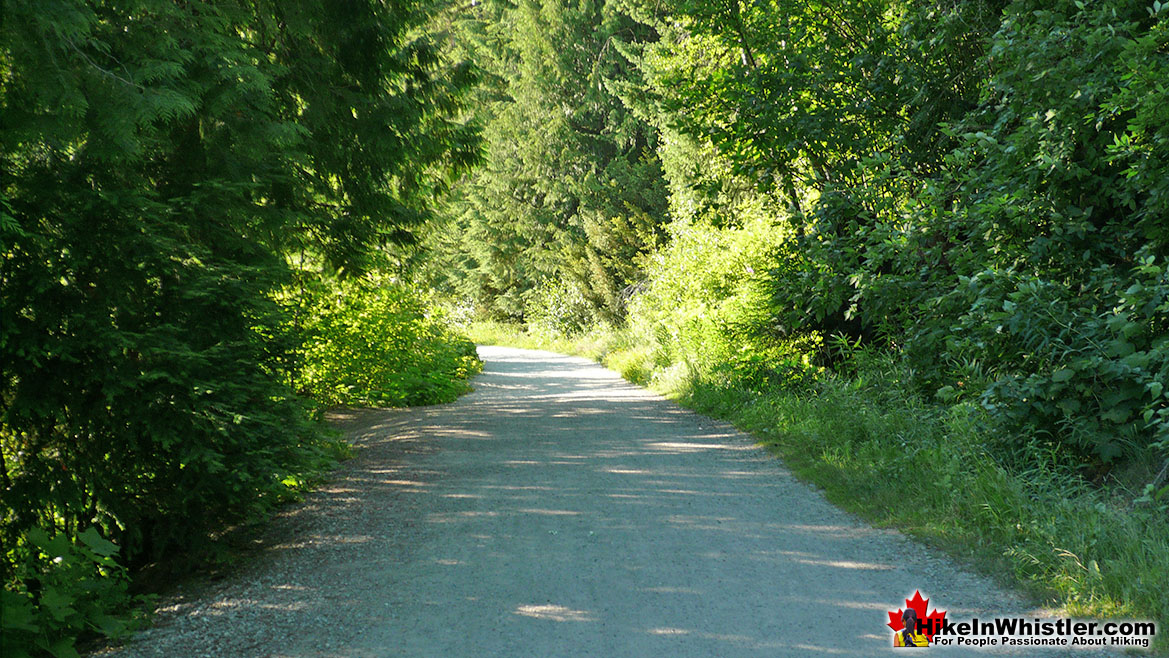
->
[[472, 321, 1169, 651]]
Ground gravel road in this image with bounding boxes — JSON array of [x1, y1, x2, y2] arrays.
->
[[96, 345, 1128, 657]]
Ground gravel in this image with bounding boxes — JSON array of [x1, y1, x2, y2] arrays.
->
[[91, 345, 1129, 657]]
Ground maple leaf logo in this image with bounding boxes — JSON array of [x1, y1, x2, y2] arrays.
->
[[887, 590, 947, 642]]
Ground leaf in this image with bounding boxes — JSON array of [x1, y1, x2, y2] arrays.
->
[[47, 638, 82, 658], [89, 612, 129, 638], [25, 527, 52, 551], [1102, 407, 1133, 423], [1149, 381, 1164, 399], [0, 590, 40, 633], [1109, 340, 1136, 357], [1050, 369, 1075, 383], [78, 527, 120, 558], [38, 588, 76, 623]]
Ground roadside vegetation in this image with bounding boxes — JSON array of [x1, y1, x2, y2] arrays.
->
[[437, 0, 1169, 647], [472, 320, 1169, 644]]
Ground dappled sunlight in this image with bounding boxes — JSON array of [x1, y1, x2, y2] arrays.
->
[[584, 448, 646, 458], [665, 515, 739, 532], [777, 523, 884, 539], [205, 599, 311, 615], [423, 428, 492, 439], [327, 535, 376, 545], [789, 557, 896, 571], [514, 604, 596, 622], [549, 408, 609, 417], [479, 484, 555, 492], [529, 390, 651, 401], [647, 626, 691, 635], [426, 511, 501, 523], [471, 382, 541, 394], [603, 493, 649, 501], [508, 368, 619, 380], [718, 469, 768, 478], [117, 345, 1026, 657], [655, 488, 743, 496], [645, 440, 751, 452]]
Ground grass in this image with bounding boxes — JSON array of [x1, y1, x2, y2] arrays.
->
[[470, 320, 1169, 653]]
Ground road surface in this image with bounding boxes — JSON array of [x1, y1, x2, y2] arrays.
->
[[99, 345, 1114, 657]]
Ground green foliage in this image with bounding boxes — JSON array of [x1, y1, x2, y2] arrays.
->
[[2, 528, 142, 658], [426, 0, 669, 322], [461, 0, 1169, 633], [893, 0, 1169, 464], [604, 0, 1169, 468], [524, 277, 598, 339], [937, 259, 1169, 464], [701, 359, 1169, 636], [625, 213, 822, 387], [2, 0, 478, 654], [291, 278, 481, 407], [479, 321, 1169, 639]]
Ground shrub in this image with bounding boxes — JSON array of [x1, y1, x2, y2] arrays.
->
[[1, 529, 142, 658], [626, 214, 820, 389], [524, 278, 597, 339], [290, 278, 482, 407]]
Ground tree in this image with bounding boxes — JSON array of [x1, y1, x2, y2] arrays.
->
[[430, 0, 668, 323], [1, 0, 478, 650]]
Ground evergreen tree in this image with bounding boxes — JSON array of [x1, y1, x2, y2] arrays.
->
[[1, 0, 477, 650], [431, 0, 668, 323]]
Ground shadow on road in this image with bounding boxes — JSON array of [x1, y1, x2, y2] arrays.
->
[[102, 345, 1048, 658]]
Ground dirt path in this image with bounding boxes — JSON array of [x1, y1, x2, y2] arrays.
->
[[98, 345, 1119, 657]]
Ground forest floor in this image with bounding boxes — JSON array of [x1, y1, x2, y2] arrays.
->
[[93, 346, 1126, 657]]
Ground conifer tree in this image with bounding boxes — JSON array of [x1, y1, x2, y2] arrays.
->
[[1, 1, 477, 649], [433, 0, 668, 322]]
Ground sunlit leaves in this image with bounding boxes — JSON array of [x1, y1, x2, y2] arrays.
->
[[289, 278, 481, 407]]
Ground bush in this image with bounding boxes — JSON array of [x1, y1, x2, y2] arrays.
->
[[914, 256, 1169, 466], [2, 529, 142, 658], [291, 278, 482, 407], [626, 214, 818, 388], [524, 278, 597, 339], [890, 0, 1169, 468]]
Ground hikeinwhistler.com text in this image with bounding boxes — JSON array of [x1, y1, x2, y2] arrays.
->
[[922, 617, 1156, 649]]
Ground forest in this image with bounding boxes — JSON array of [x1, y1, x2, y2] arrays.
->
[[2, 0, 1168, 655]]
